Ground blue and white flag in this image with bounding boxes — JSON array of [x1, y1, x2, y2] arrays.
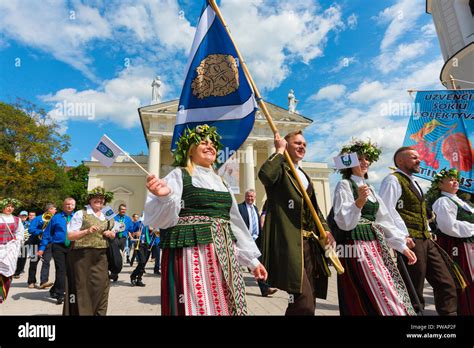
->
[[333, 152, 360, 170], [91, 134, 122, 167], [101, 206, 118, 221], [171, 0, 258, 164]]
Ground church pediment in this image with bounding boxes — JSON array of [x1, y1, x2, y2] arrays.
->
[[139, 99, 312, 124], [111, 186, 133, 195]]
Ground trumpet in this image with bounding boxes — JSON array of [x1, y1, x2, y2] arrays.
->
[[39, 212, 53, 240], [134, 223, 143, 251]]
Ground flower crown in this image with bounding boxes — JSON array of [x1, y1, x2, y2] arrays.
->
[[0, 198, 22, 210], [172, 124, 223, 167], [339, 138, 382, 164], [433, 168, 460, 184], [85, 187, 114, 203]]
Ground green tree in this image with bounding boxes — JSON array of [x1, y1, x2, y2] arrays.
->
[[0, 100, 71, 211], [66, 163, 90, 209]]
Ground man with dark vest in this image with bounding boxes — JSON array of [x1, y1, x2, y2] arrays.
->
[[379, 146, 457, 315], [258, 130, 332, 315], [238, 189, 277, 297]]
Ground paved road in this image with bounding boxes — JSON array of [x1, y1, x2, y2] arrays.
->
[[0, 259, 436, 315]]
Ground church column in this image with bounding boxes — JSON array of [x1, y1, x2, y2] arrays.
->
[[243, 141, 255, 191], [148, 134, 162, 177]]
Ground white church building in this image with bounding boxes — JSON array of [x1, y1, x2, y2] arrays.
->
[[85, 83, 332, 216]]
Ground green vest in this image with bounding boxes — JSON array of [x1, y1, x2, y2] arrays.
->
[[448, 197, 474, 243], [74, 209, 114, 249], [348, 179, 379, 241], [160, 168, 236, 249], [393, 172, 430, 239]]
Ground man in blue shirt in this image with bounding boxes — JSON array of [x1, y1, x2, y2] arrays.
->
[[38, 198, 75, 304], [110, 204, 136, 282], [27, 203, 57, 289]]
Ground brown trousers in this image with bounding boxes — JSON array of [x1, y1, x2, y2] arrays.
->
[[285, 240, 319, 315], [63, 248, 110, 316], [398, 238, 457, 316]]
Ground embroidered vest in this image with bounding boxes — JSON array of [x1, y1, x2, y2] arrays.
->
[[74, 209, 114, 249], [393, 172, 430, 239], [160, 168, 236, 249]]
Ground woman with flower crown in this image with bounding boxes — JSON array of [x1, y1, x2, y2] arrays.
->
[[0, 198, 24, 304], [429, 168, 474, 315], [332, 139, 417, 315], [144, 124, 267, 316]]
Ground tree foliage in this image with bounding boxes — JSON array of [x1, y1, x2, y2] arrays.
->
[[0, 100, 72, 211], [66, 163, 90, 209]]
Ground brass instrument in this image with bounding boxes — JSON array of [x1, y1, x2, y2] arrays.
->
[[39, 212, 53, 240], [134, 223, 143, 251], [24, 228, 30, 242], [148, 229, 160, 251]]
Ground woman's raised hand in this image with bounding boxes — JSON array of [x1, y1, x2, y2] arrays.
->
[[146, 175, 171, 197]]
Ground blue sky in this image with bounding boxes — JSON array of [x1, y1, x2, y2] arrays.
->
[[0, 0, 443, 187]]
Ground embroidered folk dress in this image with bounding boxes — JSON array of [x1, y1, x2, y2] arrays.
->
[[433, 192, 474, 315], [0, 213, 24, 303], [144, 165, 261, 316], [333, 175, 415, 316]]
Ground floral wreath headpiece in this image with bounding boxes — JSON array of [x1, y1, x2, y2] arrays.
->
[[338, 138, 382, 174], [433, 168, 460, 185], [0, 198, 22, 210], [172, 124, 223, 167], [85, 187, 114, 203]]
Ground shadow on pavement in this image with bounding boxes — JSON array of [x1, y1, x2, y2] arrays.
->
[[137, 295, 161, 305], [11, 290, 57, 304]]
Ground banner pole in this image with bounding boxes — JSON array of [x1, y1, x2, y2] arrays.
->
[[208, 0, 344, 274]]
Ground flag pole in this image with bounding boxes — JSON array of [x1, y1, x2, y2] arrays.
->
[[208, 0, 344, 274], [122, 152, 151, 176]]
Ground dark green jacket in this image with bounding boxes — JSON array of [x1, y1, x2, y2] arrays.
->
[[258, 153, 329, 296]]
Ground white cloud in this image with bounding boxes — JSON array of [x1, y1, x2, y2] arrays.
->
[[305, 58, 444, 190], [348, 81, 391, 103], [330, 56, 356, 73], [0, 0, 112, 80], [375, 0, 425, 51], [347, 13, 358, 30], [309, 84, 346, 101], [374, 40, 431, 74], [40, 66, 163, 129], [421, 23, 437, 39], [220, 0, 345, 90]]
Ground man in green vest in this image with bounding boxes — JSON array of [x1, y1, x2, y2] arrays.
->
[[258, 130, 332, 315], [379, 146, 457, 315]]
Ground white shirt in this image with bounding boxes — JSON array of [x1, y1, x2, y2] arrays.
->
[[432, 192, 474, 238], [69, 205, 106, 232], [295, 165, 309, 190], [332, 176, 408, 253], [379, 170, 428, 238], [144, 165, 261, 270], [0, 213, 24, 277]]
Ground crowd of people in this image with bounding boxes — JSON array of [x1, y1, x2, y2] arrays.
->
[[0, 193, 160, 314], [1, 125, 472, 316]]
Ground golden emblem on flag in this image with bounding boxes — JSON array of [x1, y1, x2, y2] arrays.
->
[[191, 54, 239, 99]]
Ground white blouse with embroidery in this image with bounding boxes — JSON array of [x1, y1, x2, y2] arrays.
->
[[144, 165, 261, 269], [332, 175, 408, 253]]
